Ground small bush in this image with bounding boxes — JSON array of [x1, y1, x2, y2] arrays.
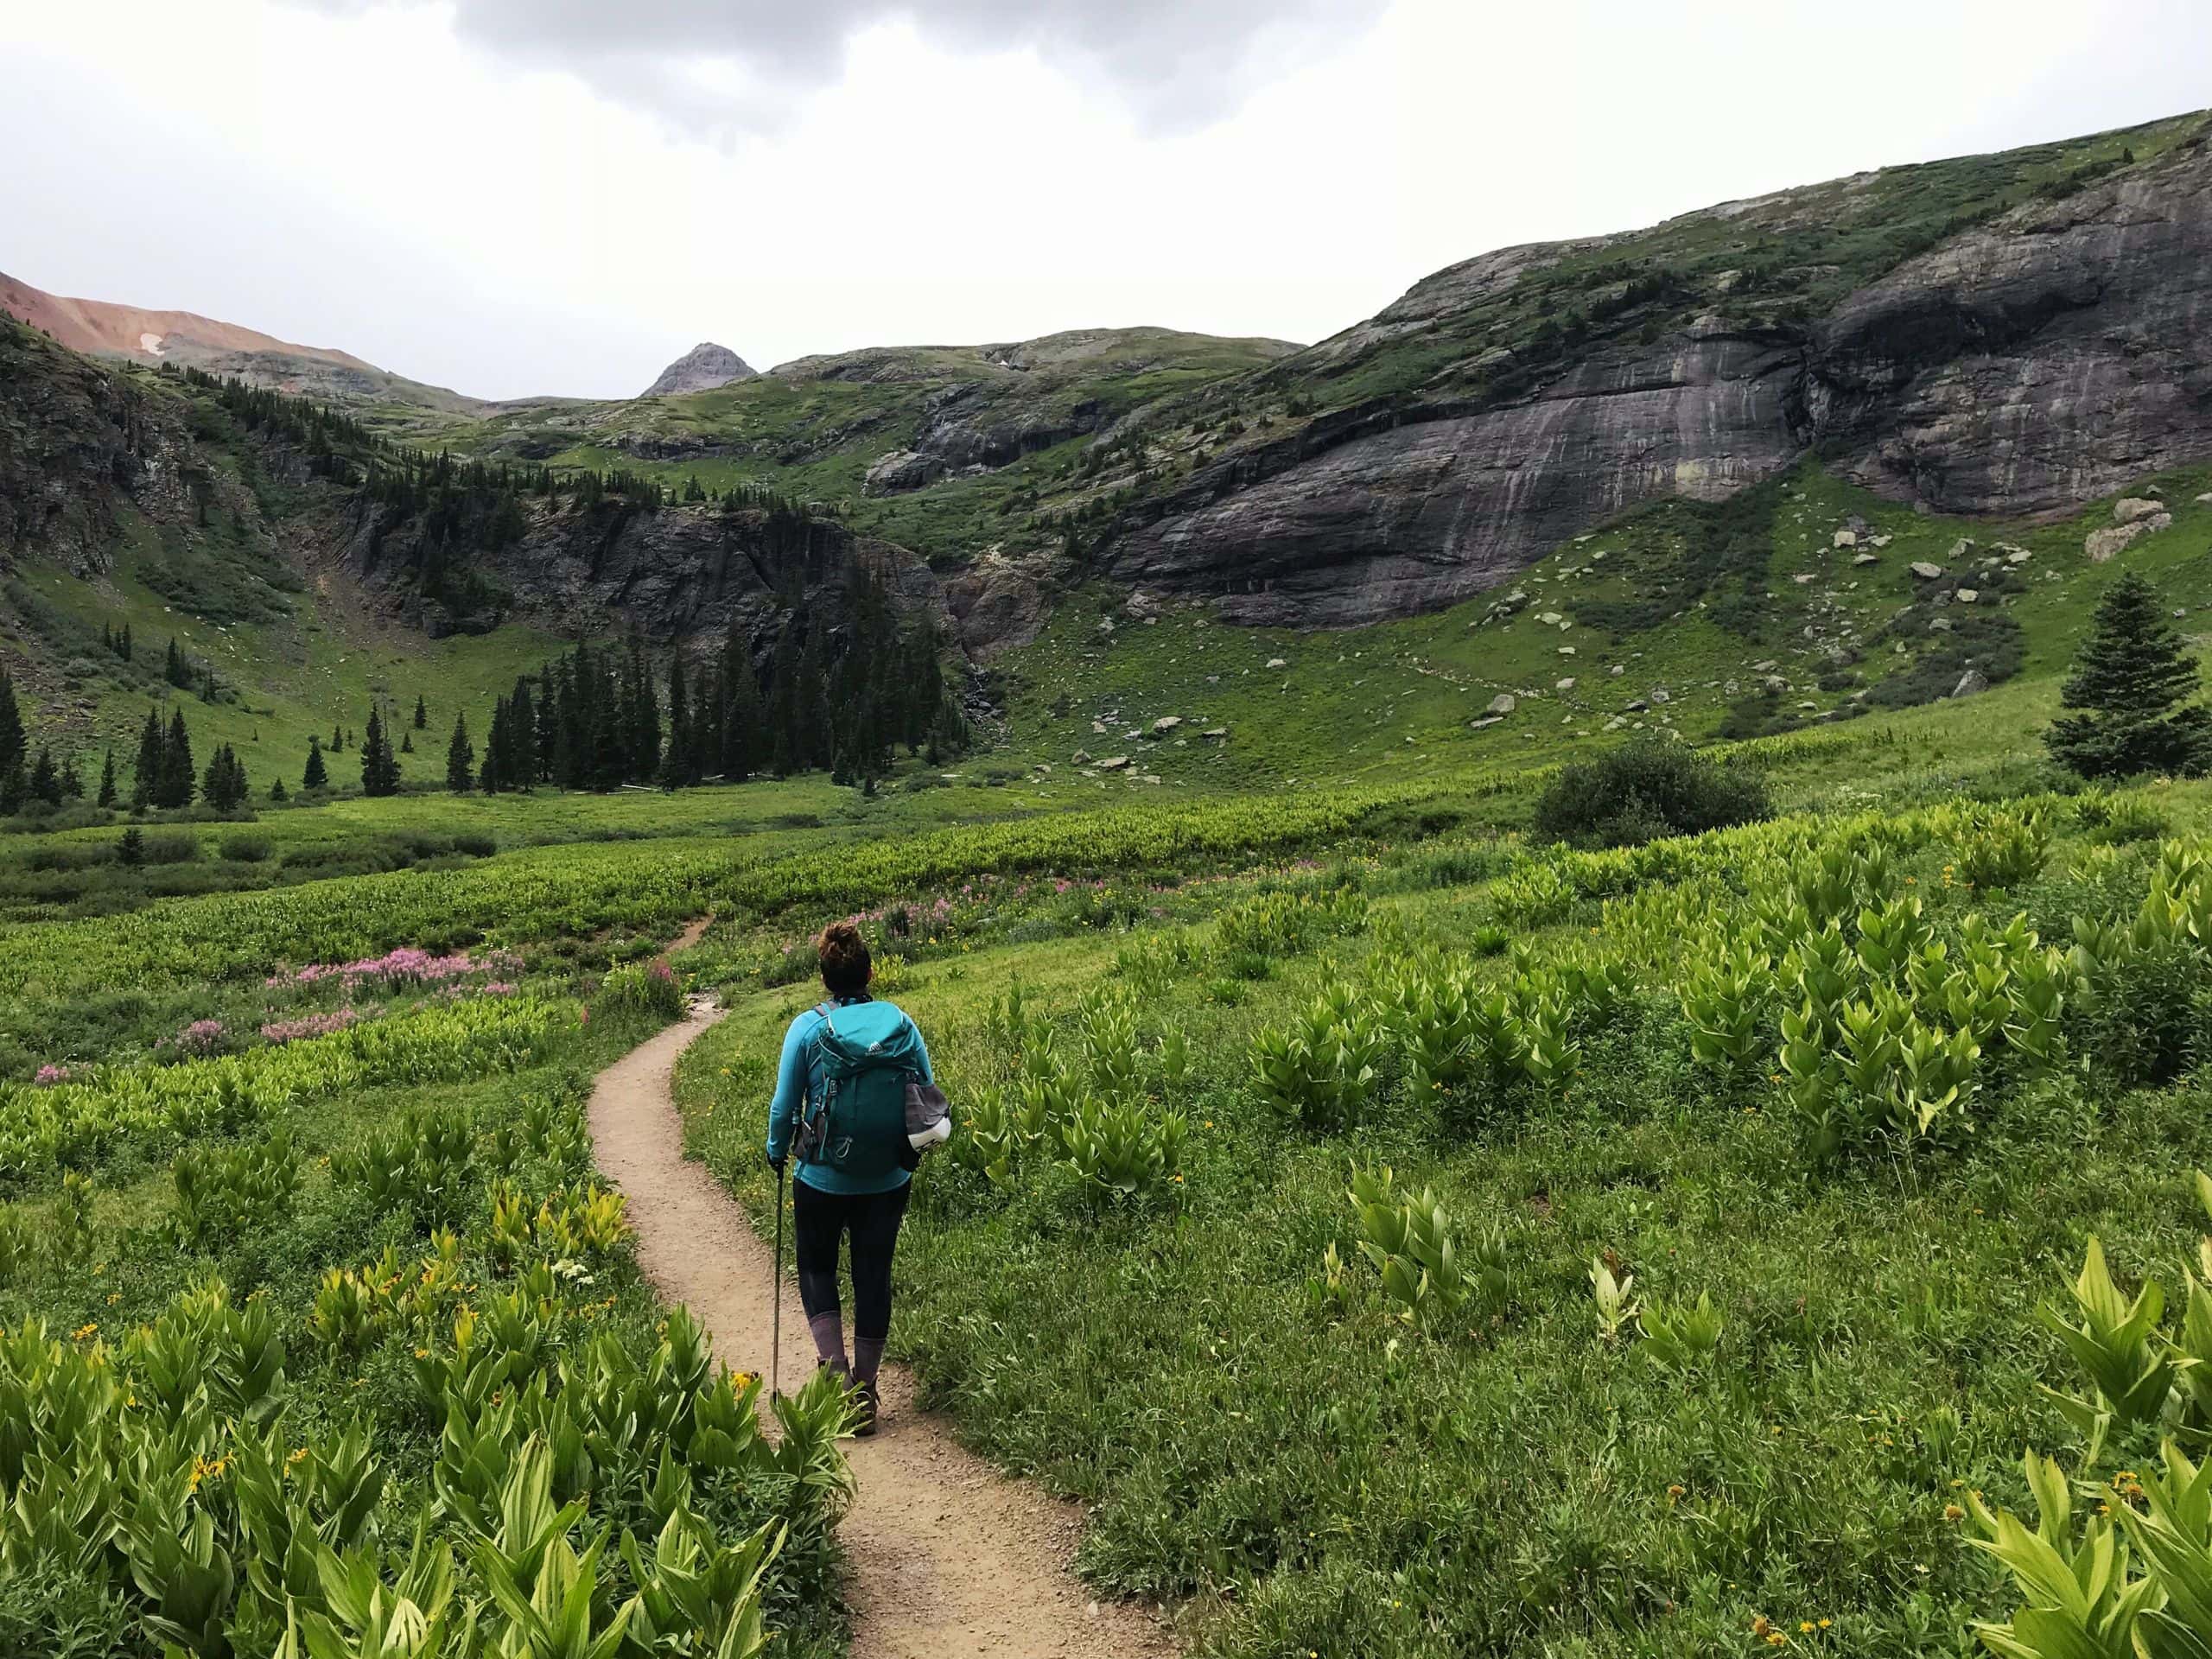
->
[[1533, 739, 1771, 849], [219, 832, 273, 863], [596, 960, 685, 1024], [140, 831, 201, 866]]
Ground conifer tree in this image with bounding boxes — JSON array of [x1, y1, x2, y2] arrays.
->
[[97, 749, 118, 809], [360, 707, 401, 797], [0, 666, 23, 810], [481, 699, 506, 793], [132, 708, 163, 810], [507, 677, 536, 791], [164, 638, 191, 689], [302, 734, 328, 791], [690, 663, 721, 782], [400, 730, 414, 755], [446, 714, 475, 793], [2048, 570, 2212, 779], [270, 777, 289, 803], [29, 746, 60, 806], [118, 622, 133, 662], [414, 692, 429, 730], [156, 709, 195, 809], [660, 650, 693, 788], [60, 752, 83, 799], [201, 745, 248, 812]]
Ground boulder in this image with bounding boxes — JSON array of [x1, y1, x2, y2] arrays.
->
[[1151, 715, 1183, 734], [1096, 755, 1131, 771], [1869, 534, 1893, 548], [1853, 552, 1879, 566], [1951, 668, 1990, 698], [1555, 677, 1577, 690], [1485, 693, 1517, 715], [1469, 715, 1503, 729], [1200, 727, 1229, 739], [1266, 657, 1287, 670], [1794, 572, 1818, 584], [1535, 610, 1565, 626], [1955, 588, 1980, 603], [1624, 698, 1649, 713], [2114, 496, 2167, 524], [1948, 537, 1977, 561], [1649, 687, 1671, 704], [2086, 517, 2170, 562], [1833, 529, 1858, 549], [862, 448, 945, 496]]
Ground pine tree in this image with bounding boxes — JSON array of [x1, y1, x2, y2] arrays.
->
[[660, 650, 693, 788], [690, 663, 721, 783], [164, 638, 191, 689], [118, 622, 133, 662], [0, 666, 23, 812], [132, 708, 163, 810], [302, 734, 329, 791], [360, 707, 401, 797], [480, 700, 506, 794], [2047, 570, 2212, 779], [626, 637, 661, 783], [270, 776, 289, 803], [29, 746, 60, 806], [400, 730, 414, 754], [97, 749, 118, 809], [507, 678, 536, 791], [414, 692, 429, 730], [448, 714, 476, 793], [202, 745, 248, 812], [156, 709, 195, 809]]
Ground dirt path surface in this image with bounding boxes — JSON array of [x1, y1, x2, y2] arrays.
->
[[589, 997, 1177, 1659]]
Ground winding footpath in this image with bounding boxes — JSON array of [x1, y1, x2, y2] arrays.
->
[[588, 992, 1176, 1658]]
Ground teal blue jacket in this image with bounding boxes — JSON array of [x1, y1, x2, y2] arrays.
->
[[765, 995, 932, 1195]]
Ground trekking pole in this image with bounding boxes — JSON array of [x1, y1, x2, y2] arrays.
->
[[771, 1164, 787, 1400]]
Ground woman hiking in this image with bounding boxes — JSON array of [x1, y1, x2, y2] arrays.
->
[[765, 921, 931, 1435]]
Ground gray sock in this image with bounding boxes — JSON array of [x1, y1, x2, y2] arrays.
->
[[853, 1335, 887, 1387], [809, 1312, 849, 1373]]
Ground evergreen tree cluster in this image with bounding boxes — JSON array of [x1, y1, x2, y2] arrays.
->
[[464, 565, 963, 798], [131, 705, 198, 810], [201, 744, 250, 812]]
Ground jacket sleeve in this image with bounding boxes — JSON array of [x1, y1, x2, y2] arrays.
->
[[765, 1015, 813, 1164]]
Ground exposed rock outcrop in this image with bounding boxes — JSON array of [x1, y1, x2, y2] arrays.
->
[[1099, 125, 2212, 627], [640, 343, 756, 398]]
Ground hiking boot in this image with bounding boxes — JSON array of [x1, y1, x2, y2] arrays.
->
[[852, 1379, 880, 1438]]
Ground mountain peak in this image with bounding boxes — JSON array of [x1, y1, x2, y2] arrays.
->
[[642, 342, 755, 397]]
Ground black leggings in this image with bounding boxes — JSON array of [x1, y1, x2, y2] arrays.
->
[[791, 1179, 911, 1339]]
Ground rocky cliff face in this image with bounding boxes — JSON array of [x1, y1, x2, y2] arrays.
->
[[640, 343, 756, 398], [336, 492, 955, 663], [1099, 118, 2212, 627], [1810, 150, 2212, 512]]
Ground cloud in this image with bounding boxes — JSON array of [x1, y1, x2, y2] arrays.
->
[[288, 0, 1389, 136]]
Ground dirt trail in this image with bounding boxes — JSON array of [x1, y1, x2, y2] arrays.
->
[[588, 996, 1176, 1659]]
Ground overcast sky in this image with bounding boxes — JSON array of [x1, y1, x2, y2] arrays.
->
[[3, 1, 2205, 400]]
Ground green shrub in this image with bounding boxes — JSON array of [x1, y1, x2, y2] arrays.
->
[[140, 830, 200, 866], [219, 832, 272, 863], [1533, 739, 1772, 849], [596, 959, 685, 1024]]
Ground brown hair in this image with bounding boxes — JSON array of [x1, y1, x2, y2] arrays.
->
[[817, 920, 873, 998]]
